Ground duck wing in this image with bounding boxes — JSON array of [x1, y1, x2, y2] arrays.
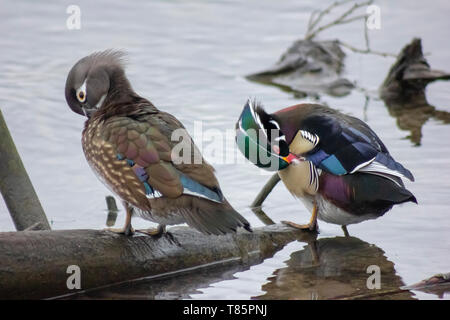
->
[[294, 107, 414, 182], [85, 106, 250, 235]]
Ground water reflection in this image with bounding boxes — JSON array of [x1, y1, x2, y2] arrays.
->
[[384, 103, 450, 146], [65, 263, 245, 300], [255, 236, 415, 300], [63, 232, 416, 300]]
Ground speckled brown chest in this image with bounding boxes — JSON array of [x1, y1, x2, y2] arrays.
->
[[82, 117, 151, 212]]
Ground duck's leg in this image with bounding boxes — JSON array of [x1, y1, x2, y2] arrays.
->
[[104, 201, 134, 236], [308, 240, 320, 266], [282, 202, 318, 231], [136, 224, 166, 237], [342, 225, 350, 237]]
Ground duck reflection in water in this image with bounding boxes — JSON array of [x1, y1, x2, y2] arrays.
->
[[255, 235, 414, 300]]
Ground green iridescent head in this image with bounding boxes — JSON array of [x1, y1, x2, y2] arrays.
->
[[235, 99, 293, 171]]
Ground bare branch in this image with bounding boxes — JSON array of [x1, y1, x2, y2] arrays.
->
[[337, 40, 397, 57], [307, 10, 320, 34], [339, 14, 369, 25], [364, 16, 370, 51], [306, 0, 354, 37], [306, 0, 373, 40]]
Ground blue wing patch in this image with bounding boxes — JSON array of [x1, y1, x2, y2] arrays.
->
[[143, 181, 154, 195], [117, 153, 160, 197], [307, 149, 329, 166], [179, 173, 223, 203], [320, 155, 347, 175], [117, 153, 224, 201]]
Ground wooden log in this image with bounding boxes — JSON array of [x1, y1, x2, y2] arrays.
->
[[0, 224, 315, 299], [0, 109, 50, 231]]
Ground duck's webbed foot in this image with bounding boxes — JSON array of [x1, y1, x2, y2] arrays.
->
[[136, 225, 180, 246], [282, 220, 318, 232], [104, 226, 135, 236], [135, 224, 166, 237], [282, 202, 319, 232]]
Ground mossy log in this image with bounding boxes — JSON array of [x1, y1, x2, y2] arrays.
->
[[0, 109, 50, 231], [0, 224, 315, 300]]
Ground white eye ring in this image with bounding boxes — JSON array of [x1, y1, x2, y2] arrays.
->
[[76, 80, 87, 103]]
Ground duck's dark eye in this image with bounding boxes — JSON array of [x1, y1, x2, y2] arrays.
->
[[278, 140, 290, 157], [77, 90, 86, 103]]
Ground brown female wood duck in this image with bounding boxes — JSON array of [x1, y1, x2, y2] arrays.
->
[[65, 50, 250, 236], [236, 100, 417, 233]]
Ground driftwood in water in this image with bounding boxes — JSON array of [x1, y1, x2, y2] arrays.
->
[[380, 38, 450, 109], [380, 38, 450, 145], [402, 272, 450, 299], [246, 1, 392, 98], [247, 39, 354, 98], [0, 224, 315, 300], [0, 110, 50, 231]]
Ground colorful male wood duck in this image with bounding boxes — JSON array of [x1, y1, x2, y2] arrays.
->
[[236, 100, 417, 232], [65, 50, 250, 236]]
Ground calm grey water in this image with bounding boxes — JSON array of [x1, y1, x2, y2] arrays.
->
[[0, 0, 449, 299]]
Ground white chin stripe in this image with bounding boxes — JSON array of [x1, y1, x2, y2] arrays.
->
[[95, 94, 106, 109]]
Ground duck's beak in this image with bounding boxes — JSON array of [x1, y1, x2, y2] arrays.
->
[[281, 153, 299, 164]]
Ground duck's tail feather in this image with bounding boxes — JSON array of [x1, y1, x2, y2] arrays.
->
[[180, 197, 252, 235]]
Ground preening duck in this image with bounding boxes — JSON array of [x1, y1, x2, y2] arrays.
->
[[65, 50, 251, 236], [236, 100, 416, 232]]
